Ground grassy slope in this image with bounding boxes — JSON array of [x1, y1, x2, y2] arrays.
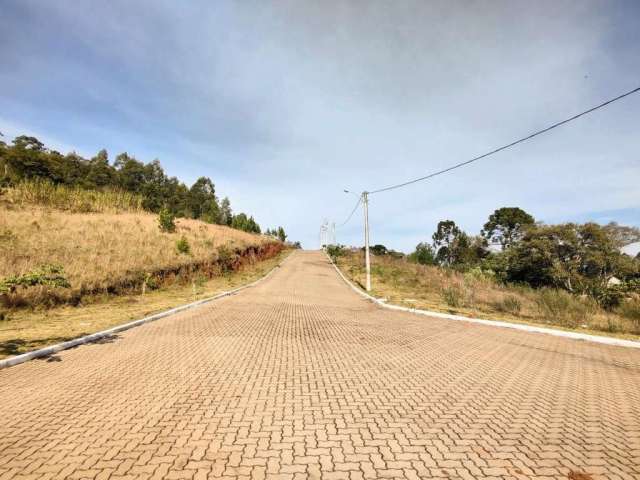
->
[[0, 204, 270, 301], [336, 251, 640, 340], [0, 194, 287, 358]]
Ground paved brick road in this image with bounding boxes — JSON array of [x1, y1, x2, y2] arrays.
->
[[1, 251, 639, 480]]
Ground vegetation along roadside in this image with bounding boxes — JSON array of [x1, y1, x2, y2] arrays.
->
[[329, 207, 640, 339], [0, 134, 297, 358]]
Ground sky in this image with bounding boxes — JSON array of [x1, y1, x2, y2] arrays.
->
[[1, 0, 639, 251]]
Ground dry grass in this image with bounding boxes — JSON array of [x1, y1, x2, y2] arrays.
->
[[337, 251, 640, 339], [1, 180, 143, 213], [0, 251, 290, 359], [0, 204, 272, 306]]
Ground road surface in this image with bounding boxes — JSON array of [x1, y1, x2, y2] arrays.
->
[[1, 250, 639, 479]]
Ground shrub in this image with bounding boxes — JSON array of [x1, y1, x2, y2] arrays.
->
[[158, 208, 176, 233], [326, 244, 347, 262], [175, 236, 191, 255], [617, 299, 640, 333], [535, 288, 596, 328], [216, 245, 235, 272], [495, 296, 522, 315], [442, 285, 464, 308]]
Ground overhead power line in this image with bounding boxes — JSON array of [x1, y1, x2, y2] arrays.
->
[[369, 86, 640, 195], [337, 195, 362, 228]]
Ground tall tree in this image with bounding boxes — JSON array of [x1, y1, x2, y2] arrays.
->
[[219, 197, 232, 226], [188, 177, 219, 222], [432, 220, 461, 266], [481, 207, 535, 249]]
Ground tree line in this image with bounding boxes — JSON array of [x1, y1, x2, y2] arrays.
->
[[403, 207, 640, 308], [0, 134, 276, 235]]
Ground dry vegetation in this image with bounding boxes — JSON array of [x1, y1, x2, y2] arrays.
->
[[0, 187, 279, 309], [0, 183, 288, 358], [337, 251, 640, 339], [3, 179, 144, 213]]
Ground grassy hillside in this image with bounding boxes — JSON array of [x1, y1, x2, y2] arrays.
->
[[0, 186, 281, 310], [336, 251, 640, 338]]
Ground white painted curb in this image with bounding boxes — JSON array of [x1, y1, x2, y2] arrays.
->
[[0, 251, 293, 370], [327, 253, 640, 349]]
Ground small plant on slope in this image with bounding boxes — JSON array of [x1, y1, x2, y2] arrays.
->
[[158, 207, 176, 233], [175, 236, 191, 255]]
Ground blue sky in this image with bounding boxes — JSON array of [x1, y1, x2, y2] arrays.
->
[[1, 0, 639, 250]]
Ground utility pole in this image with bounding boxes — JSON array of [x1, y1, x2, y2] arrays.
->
[[362, 191, 371, 291]]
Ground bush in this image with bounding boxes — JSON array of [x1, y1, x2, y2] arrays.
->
[[535, 288, 596, 328], [175, 236, 191, 255], [617, 299, 640, 332], [216, 245, 235, 272], [442, 285, 464, 308], [495, 296, 522, 315], [158, 208, 176, 233], [326, 244, 347, 262]]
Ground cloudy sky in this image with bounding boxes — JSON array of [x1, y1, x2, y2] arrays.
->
[[1, 0, 638, 250]]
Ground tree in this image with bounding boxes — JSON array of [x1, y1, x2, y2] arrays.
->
[[219, 197, 232, 226], [481, 207, 535, 249], [369, 244, 388, 256], [504, 222, 635, 296], [432, 220, 461, 266], [276, 226, 287, 242], [409, 242, 436, 265], [86, 149, 115, 188], [231, 213, 261, 234], [0, 133, 263, 231], [603, 222, 640, 249], [4, 136, 51, 180], [188, 177, 219, 222]]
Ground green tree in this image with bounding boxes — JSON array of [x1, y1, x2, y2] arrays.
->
[[277, 226, 287, 242], [504, 222, 634, 297], [481, 207, 535, 248], [86, 149, 115, 188], [603, 222, 640, 249], [188, 177, 219, 222], [409, 242, 436, 265], [369, 244, 388, 256], [219, 197, 232, 226], [432, 220, 461, 266]]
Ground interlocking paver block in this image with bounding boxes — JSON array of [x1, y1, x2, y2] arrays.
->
[[1, 251, 639, 479]]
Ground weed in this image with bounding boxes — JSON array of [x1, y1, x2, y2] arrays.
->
[[0, 264, 71, 294]]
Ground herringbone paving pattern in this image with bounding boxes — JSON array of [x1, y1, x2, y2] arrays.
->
[[0, 251, 639, 479]]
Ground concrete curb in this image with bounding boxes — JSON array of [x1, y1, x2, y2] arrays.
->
[[327, 253, 640, 349], [0, 251, 294, 370]]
